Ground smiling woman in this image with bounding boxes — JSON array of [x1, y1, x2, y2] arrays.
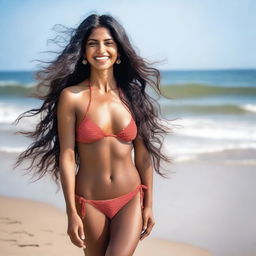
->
[[14, 13, 173, 256]]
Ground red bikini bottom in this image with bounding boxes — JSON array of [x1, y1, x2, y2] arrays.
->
[[75, 184, 148, 219]]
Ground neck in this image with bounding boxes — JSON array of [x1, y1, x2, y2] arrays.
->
[[89, 67, 117, 93]]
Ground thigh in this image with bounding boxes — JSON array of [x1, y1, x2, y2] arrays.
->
[[105, 192, 143, 256], [75, 199, 110, 256]]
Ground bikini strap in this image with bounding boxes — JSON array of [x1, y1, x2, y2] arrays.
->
[[75, 195, 86, 219], [81, 82, 92, 121]]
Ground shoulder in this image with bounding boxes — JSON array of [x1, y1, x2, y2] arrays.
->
[[59, 81, 90, 103]]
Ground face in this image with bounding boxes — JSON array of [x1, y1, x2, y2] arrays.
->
[[84, 27, 119, 70]]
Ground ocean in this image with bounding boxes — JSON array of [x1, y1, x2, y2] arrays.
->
[[1, 69, 255, 162]]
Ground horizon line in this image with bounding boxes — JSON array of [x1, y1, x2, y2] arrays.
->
[[0, 67, 256, 72]]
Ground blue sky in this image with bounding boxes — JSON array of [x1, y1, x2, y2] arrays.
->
[[0, 0, 255, 70]]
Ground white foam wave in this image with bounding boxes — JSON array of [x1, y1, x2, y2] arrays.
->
[[0, 104, 23, 123], [0, 146, 25, 154], [241, 104, 256, 113], [165, 137, 256, 162], [0, 103, 40, 129], [0, 108, 22, 123], [0, 80, 20, 86], [0, 80, 36, 87], [170, 118, 256, 141], [173, 142, 256, 155]]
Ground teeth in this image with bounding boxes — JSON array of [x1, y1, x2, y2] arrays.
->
[[95, 56, 109, 60]]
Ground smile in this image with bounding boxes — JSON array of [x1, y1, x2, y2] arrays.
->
[[94, 56, 110, 61]]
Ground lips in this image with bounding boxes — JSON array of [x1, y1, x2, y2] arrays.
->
[[94, 56, 110, 60]]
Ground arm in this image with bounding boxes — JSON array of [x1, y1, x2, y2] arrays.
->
[[133, 134, 153, 208], [133, 134, 155, 240], [57, 88, 86, 248]]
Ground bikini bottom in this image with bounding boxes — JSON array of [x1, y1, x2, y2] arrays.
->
[[75, 184, 148, 219]]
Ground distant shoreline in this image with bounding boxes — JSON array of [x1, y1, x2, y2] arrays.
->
[[1, 68, 256, 72]]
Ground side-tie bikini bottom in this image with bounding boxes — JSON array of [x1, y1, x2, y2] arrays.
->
[[75, 184, 148, 219]]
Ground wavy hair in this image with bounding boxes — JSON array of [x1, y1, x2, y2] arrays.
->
[[14, 13, 175, 187]]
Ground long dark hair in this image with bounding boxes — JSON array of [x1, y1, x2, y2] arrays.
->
[[14, 13, 175, 187]]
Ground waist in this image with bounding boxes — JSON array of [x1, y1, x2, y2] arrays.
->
[[75, 166, 141, 199]]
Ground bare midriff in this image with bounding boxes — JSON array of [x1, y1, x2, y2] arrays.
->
[[75, 138, 142, 200]]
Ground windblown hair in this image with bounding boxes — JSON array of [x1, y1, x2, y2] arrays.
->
[[14, 13, 174, 187]]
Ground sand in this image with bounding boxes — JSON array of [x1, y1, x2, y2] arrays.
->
[[0, 195, 212, 256]]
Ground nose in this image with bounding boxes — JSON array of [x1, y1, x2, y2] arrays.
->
[[97, 42, 107, 53]]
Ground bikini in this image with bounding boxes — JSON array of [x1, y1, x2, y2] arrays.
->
[[75, 82, 148, 219], [76, 82, 137, 143]]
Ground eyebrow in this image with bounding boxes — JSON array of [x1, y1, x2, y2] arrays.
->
[[87, 38, 113, 42]]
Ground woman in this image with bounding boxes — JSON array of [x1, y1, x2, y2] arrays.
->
[[15, 14, 172, 256]]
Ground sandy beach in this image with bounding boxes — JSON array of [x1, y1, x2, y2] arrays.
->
[[0, 195, 212, 256]]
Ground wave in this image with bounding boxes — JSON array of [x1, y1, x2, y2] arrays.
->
[[0, 84, 37, 96], [0, 80, 36, 87], [171, 144, 256, 163], [0, 146, 26, 154], [0, 80, 22, 86], [169, 117, 256, 141], [241, 104, 256, 112], [0, 103, 40, 132], [0, 104, 24, 123], [164, 103, 256, 114], [162, 83, 256, 98], [1, 82, 256, 98]]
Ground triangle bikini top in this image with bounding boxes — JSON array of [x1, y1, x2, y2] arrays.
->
[[76, 82, 137, 144]]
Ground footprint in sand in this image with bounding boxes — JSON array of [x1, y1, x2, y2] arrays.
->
[[0, 217, 11, 220], [17, 244, 40, 247], [0, 217, 22, 225], [11, 230, 34, 237], [0, 238, 18, 242]]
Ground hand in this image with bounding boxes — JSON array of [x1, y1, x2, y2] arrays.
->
[[67, 212, 86, 248], [140, 207, 155, 240]]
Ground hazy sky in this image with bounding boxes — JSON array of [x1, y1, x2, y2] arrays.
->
[[0, 0, 255, 70]]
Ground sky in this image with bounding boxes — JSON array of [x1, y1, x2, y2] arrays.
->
[[0, 0, 255, 71]]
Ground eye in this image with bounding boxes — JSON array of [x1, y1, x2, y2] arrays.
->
[[88, 42, 96, 46], [106, 41, 114, 45]]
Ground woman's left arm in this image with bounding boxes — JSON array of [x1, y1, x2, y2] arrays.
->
[[133, 134, 155, 240]]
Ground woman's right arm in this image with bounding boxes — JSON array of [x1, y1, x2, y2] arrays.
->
[[57, 88, 86, 248]]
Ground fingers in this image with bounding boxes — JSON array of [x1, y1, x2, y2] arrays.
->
[[140, 218, 155, 241], [78, 225, 86, 243], [142, 218, 148, 233], [68, 226, 86, 248]]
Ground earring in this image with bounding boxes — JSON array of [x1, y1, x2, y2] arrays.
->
[[116, 57, 121, 64], [82, 58, 87, 65]]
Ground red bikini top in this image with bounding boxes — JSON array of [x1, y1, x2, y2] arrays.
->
[[76, 83, 137, 144]]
